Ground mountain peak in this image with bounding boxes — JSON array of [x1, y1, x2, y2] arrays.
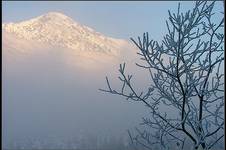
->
[[44, 11, 69, 17], [3, 12, 128, 56], [34, 11, 75, 25]]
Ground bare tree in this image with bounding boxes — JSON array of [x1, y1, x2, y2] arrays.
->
[[100, 1, 224, 150]]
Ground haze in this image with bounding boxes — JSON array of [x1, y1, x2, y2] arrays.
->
[[2, 1, 224, 149]]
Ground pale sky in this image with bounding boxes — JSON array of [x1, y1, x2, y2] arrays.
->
[[2, 1, 200, 40], [3, 1, 223, 40]]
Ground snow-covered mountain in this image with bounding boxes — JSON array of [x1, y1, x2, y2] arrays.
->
[[2, 12, 137, 70], [2, 12, 145, 149], [2, 12, 130, 57]]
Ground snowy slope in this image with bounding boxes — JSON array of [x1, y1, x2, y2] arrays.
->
[[2, 12, 129, 57], [2, 12, 138, 70]]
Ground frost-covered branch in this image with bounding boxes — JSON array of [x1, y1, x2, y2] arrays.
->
[[101, 1, 224, 150]]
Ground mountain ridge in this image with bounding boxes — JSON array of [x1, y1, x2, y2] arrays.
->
[[2, 12, 129, 56]]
